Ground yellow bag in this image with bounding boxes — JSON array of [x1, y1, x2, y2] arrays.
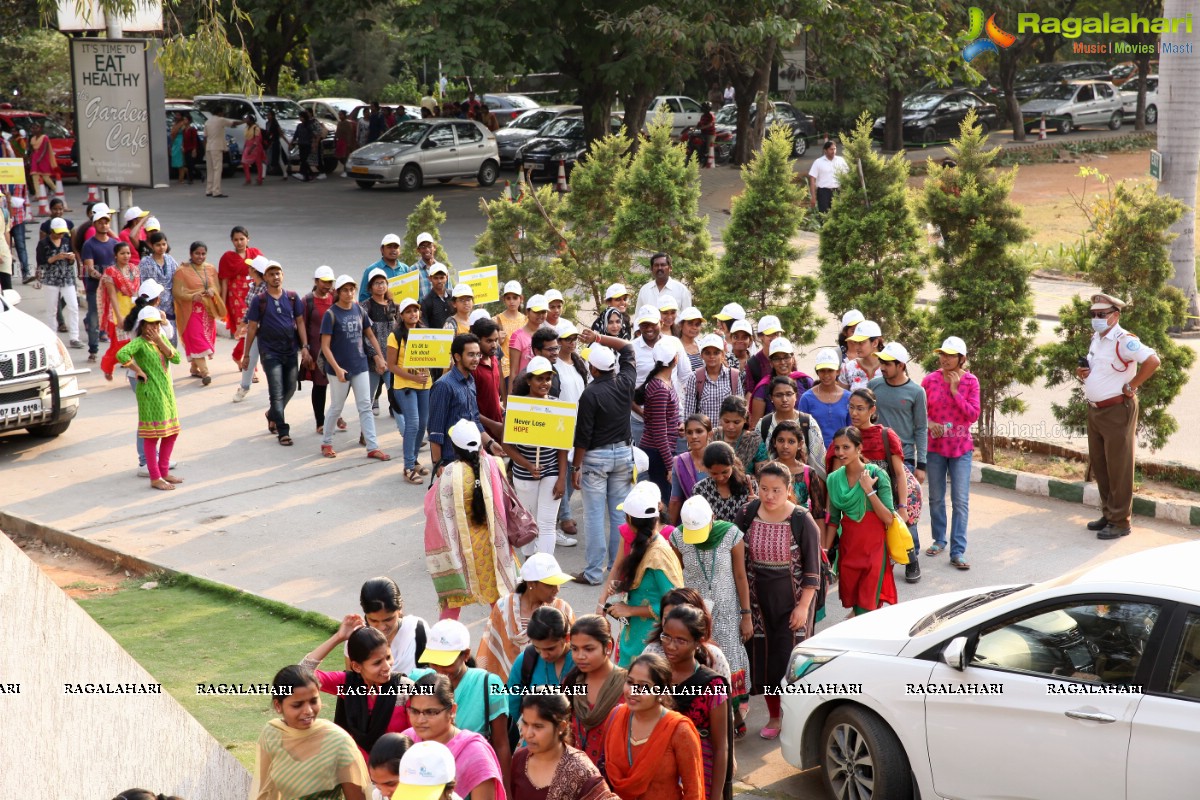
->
[[886, 514, 913, 564]]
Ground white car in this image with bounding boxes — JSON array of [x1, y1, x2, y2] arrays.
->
[[347, 119, 499, 191], [780, 541, 1200, 799], [299, 97, 367, 125], [0, 289, 88, 437], [648, 95, 705, 134], [1120, 75, 1159, 124]]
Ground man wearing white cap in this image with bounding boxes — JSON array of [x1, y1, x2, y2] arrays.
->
[[544, 288, 565, 327], [713, 301, 746, 343], [591, 283, 631, 340], [571, 328, 638, 585], [358, 233, 409, 302], [411, 231, 449, 301], [242, 260, 310, 445], [682, 333, 740, 424], [870, 340, 927, 582], [319, 274, 390, 460], [80, 202, 119, 361], [629, 304, 686, 446], [745, 314, 784, 395], [924, 336, 980, 569], [1077, 294, 1160, 539], [35, 216, 83, 348], [635, 252, 692, 315]]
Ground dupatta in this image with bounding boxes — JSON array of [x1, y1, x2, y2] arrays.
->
[[250, 718, 369, 800]]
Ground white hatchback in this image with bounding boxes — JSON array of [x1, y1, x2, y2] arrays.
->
[[780, 541, 1200, 799], [0, 289, 88, 437], [347, 119, 499, 191]]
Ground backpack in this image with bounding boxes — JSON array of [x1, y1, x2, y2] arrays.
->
[[506, 644, 541, 748], [879, 425, 902, 508], [694, 365, 739, 413], [735, 500, 826, 625], [256, 289, 301, 321], [760, 410, 812, 450]]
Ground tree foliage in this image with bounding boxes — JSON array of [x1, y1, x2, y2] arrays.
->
[[402, 196, 453, 272], [1040, 179, 1192, 450], [474, 184, 571, 301], [697, 124, 819, 344], [818, 113, 927, 343], [918, 111, 1037, 463], [0, 29, 72, 119]]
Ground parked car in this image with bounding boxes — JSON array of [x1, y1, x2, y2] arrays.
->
[[514, 114, 622, 180], [647, 95, 704, 134], [1120, 74, 1159, 124], [872, 90, 1002, 143], [1020, 79, 1124, 134], [1109, 60, 1158, 86], [193, 94, 335, 173], [346, 119, 499, 191], [918, 78, 1003, 101], [298, 97, 367, 126], [1013, 61, 1111, 100], [481, 93, 540, 124], [0, 289, 88, 437], [0, 109, 78, 181], [164, 103, 241, 176], [779, 540, 1200, 800], [713, 101, 817, 158], [495, 105, 581, 167]]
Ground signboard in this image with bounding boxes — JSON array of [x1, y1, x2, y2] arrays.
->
[[70, 38, 168, 188], [503, 397, 578, 450], [775, 32, 808, 93], [1150, 149, 1163, 181], [57, 0, 164, 32], [458, 264, 500, 304], [0, 159, 26, 184], [388, 271, 419, 304], [403, 328, 455, 368]]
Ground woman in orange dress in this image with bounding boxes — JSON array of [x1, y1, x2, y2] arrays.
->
[[172, 241, 226, 384]]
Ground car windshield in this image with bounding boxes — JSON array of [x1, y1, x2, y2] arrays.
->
[[902, 93, 945, 111], [909, 585, 1032, 635], [253, 100, 301, 120], [1031, 84, 1078, 101], [10, 114, 71, 138], [378, 122, 428, 145], [512, 110, 557, 130], [715, 106, 739, 125], [539, 118, 584, 138], [501, 95, 539, 109], [1017, 64, 1062, 83]]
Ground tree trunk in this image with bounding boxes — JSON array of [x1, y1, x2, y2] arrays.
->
[[731, 92, 754, 165], [622, 89, 654, 155], [883, 86, 904, 152], [1159, 0, 1200, 328], [730, 37, 777, 165], [998, 49, 1026, 141], [580, 83, 615, 148]]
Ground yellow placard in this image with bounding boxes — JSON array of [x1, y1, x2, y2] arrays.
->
[[504, 396, 577, 450], [388, 271, 419, 304], [459, 264, 500, 304], [0, 158, 26, 184], [404, 328, 455, 368]]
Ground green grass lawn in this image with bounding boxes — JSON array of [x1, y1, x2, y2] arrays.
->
[[79, 574, 341, 769]]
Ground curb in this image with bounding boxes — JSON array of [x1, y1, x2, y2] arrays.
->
[[971, 462, 1200, 528]]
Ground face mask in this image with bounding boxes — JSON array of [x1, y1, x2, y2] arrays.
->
[[1091, 317, 1111, 333]]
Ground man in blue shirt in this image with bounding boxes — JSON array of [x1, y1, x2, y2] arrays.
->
[[241, 260, 311, 445], [79, 202, 118, 361], [411, 231, 448, 301], [428, 332, 506, 472], [357, 232, 408, 302]]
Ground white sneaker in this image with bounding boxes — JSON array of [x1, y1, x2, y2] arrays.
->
[[316, 173, 327, 180], [372, 402, 380, 416], [233, 385, 250, 403], [556, 531, 578, 547]]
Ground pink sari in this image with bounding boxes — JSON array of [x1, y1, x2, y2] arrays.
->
[[400, 728, 507, 800]]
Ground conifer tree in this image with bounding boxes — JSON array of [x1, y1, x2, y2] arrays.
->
[[697, 124, 819, 344], [919, 111, 1037, 464], [817, 112, 926, 342], [402, 196, 453, 273], [473, 185, 572, 299]]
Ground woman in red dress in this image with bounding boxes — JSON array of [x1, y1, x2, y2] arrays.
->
[[99, 242, 141, 380], [217, 225, 261, 337]]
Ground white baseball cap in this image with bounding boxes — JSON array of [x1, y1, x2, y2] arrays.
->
[[632, 446, 650, 476], [138, 279, 164, 300], [521, 552, 572, 585], [587, 344, 617, 371], [367, 268, 388, 284], [651, 340, 678, 365], [91, 202, 113, 220], [420, 620, 471, 667], [657, 295, 680, 312], [555, 320, 578, 338], [334, 274, 356, 290], [604, 283, 629, 300], [714, 302, 746, 321], [525, 355, 555, 375], [847, 320, 882, 341], [730, 319, 754, 337], [878, 341, 911, 364], [136, 306, 164, 325], [448, 419, 481, 452], [527, 294, 549, 312], [680, 495, 715, 544], [503, 280, 523, 297], [380, 233, 402, 247], [398, 297, 420, 313], [769, 338, 795, 356], [245, 255, 271, 273], [49, 217, 69, 233], [313, 265, 336, 281], [467, 308, 490, 325], [840, 309, 865, 329], [452, 283, 474, 298], [143, 216, 161, 232], [395, 741, 457, 800], [698, 333, 724, 352], [678, 306, 704, 322], [545, 288, 564, 303], [122, 205, 149, 224], [936, 336, 968, 356], [813, 347, 841, 371], [757, 315, 783, 335], [618, 481, 661, 519], [428, 262, 449, 276], [416, 231, 435, 246], [635, 305, 661, 327]]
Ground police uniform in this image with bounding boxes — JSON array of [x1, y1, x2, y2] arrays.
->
[[1082, 294, 1156, 533]]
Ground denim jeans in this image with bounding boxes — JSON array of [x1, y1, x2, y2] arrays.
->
[[323, 370, 376, 449], [128, 375, 146, 466], [927, 451, 972, 559], [558, 466, 575, 523], [580, 444, 633, 584], [262, 352, 298, 439], [238, 338, 261, 391], [11, 223, 28, 277], [391, 386, 430, 469], [85, 283, 100, 354]]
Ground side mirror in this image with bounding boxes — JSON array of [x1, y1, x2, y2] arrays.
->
[[942, 636, 968, 671]]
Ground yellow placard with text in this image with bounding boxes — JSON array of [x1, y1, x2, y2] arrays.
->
[[459, 264, 500, 304], [0, 158, 26, 184], [388, 271, 420, 304], [503, 396, 577, 450], [403, 328, 454, 368]]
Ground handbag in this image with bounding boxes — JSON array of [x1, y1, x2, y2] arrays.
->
[[886, 514, 914, 564], [498, 470, 538, 548]]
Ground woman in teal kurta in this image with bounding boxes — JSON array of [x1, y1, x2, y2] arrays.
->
[[117, 307, 183, 490]]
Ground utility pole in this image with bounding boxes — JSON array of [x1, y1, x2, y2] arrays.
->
[[105, 12, 133, 215]]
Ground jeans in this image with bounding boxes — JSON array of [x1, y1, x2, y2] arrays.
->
[[369, 370, 384, 408], [558, 466, 575, 523], [629, 416, 644, 451], [514, 475, 562, 555], [269, 141, 289, 176], [128, 375, 146, 466], [323, 370, 376, 450], [44, 283, 79, 341], [85, 282, 100, 354], [391, 386, 430, 469], [927, 451, 972, 559], [580, 444, 633, 584], [238, 338, 261, 391], [11, 223, 28, 277], [262, 353, 299, 439]]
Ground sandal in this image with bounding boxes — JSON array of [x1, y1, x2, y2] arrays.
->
[[759, 726, 780, 740], [321, 445, 336, 458], [266, 412, 276, 434], [417, 464, 430, 476], [926, 543, 946, 556], [336, 417, 347, 431], [404, 467, 424, 484], [279, 435, 293, 446], [734, 721, 747, 740], [950, 556, 971, 570], [367, 449, 391, 461]]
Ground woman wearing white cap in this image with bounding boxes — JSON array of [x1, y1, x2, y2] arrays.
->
[[634, 340, 681, 500], [386, 297, 432, 482], [117, 306, 184, 491], [748, 338, 814, 429], [502, 356, 568, 555], [139, 230, 178, 346], [493, 280, 526, 382], [362, 268, 400, 418], [402, 673, 504, 800], [506, 294, 550, 397], [445, 284, 475, 335], [836, 319, 883, 392], [35, 215, 82, 348], [676, 306, 705, 371], [390, 739, 464, 800], [591, 284, 631, 340], [172, 240, 226, 384], [799, 348, 850, 450], [544, 288, 564, 328], [121, 279, 174, 475], [117, 205, 149, 267], [836, 309, 865, 362], [301, 266, 344, 434], [477, 551, 575, 682]]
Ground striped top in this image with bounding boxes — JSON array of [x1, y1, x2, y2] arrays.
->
[[640, 377, 680, 470], [252, 718, 369, 800], [511, 441, 561, 481]]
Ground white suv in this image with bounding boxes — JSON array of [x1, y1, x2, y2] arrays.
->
[[0, 289, 88, 437]]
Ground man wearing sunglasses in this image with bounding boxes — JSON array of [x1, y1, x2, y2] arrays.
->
[[1075, 293, 1160, 540]]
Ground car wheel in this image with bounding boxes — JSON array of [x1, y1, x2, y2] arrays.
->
[[1057, 116, 1073, 135], [399, 165, 422, 192], [477, 160, 499, 187], [921, 127, 936, 144], [1145, 104, 1158, 124], [355, 180, 377, 190], [792, 135, 807, 157], [26, 420, 71, 438], [821, 706, 913, 800], [1109, 111, 1123, 130]]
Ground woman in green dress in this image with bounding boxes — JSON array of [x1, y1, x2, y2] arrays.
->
[[116, 306, 183, 491]]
